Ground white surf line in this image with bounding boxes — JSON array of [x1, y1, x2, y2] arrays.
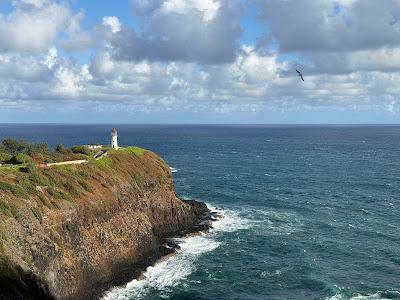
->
[[169, 167, 178, 173], [323, 290, 400, 300], [101, 205, 248, 300]]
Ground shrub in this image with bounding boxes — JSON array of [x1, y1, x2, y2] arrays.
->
[[63, 181, 81, 198], [71, 146, 90, 155], [37, 193, 53, 209], [28, 143, 49, 156], [20, 162, 37, 174], [0, 181, 13, 192], [78, 179, 92, 192], [11, 184, 29, 199], [0, 199, 19, 219], [0, 152, 12, 163], [48, 187, 71, 201], [1, 139, 30, 154], [18, 175, 35, 191], [31, 207, 42, 223], [9, 153, 31, 165], [55, 144, 71, 154]]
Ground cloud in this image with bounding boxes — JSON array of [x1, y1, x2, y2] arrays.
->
[[102, 16, 121, 34], [0, 0, 71, 53], [101, 0, 243, 64], [60, 9, 92, 52], [1, 0, 400, 120], [255, 0, 400, 77], [257, 0, 400, 53]]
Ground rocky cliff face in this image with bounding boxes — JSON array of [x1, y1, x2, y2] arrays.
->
[[0, 148, 208, 300]]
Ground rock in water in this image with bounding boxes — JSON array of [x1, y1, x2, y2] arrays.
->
[[0, 147, 209, 299]]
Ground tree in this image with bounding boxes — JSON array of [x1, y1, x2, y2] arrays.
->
[[28, 143, 49, 156], [55, 144, 66, 153], [1, 139, 30, 154], [0, 151, 12, 163], [70, 146, 90, 155], [9, 153, 32, 165]]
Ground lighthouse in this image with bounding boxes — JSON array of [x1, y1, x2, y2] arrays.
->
[[111, 128, 119, 149]]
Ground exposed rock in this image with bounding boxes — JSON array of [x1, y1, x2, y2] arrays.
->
[[0, 148, 209, 300]]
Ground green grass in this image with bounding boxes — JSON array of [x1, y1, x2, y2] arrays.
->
[[56, 164, 74, 172], [122, 146, 147, 156], [0, 164, 24, 174], [0, 199, 19, 219], [48, 187, 71, 201], [36, 193, 53, 209], [77, 169, 90, 179], [91, 155, 111, 169], [31, 207, 42, 223], [78, 179, 92, 192], [63, 180, 81, 198], [0, 181, 13, 192], [0, 181, 31, 198]]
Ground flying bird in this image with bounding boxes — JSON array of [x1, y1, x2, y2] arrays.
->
[[296, 69, 304, 82]]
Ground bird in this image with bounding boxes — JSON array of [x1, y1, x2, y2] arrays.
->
[[296, 69, 304, 82]]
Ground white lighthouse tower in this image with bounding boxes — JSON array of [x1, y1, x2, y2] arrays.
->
[[111, 128, 119, 149]]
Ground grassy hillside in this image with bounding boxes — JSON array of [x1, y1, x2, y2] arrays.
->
[[0, 142, 153, 223], [0, 142, 190, 299]]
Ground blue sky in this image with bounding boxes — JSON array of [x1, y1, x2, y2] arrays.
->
[[1, 0, 400, 123]]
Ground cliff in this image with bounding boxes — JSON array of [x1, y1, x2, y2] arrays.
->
[[0, 147, 209, 299]]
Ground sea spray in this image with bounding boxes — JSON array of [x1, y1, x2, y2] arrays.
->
[[324, 291, 400, 300], [169, 167, 178, 173], [101, 205, 250, 300]]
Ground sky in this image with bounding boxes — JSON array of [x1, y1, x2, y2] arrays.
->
[[1, 0, 400, 124]]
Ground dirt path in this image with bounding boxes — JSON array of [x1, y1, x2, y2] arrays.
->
[[40, 150, 109, 168]]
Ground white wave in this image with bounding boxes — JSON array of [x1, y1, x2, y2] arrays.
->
[[101, 204, 249, 300], [206, 205, 251, 233], [324, 291, 399, 300], [248, 209, 303, 236], [101, 235, 220, 300], [169, 167, 178, 173]]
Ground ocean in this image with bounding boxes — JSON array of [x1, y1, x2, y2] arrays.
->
[[1, 124, 399, 300]]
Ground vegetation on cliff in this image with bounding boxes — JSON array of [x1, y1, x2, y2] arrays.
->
[[0, 139, 98, 169], [0, 139, 152, 220], [0, 140, 206, 299]]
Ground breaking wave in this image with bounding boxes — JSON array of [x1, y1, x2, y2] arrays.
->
[[169, 167, 178, 173], [101, 205, 249, 300], [324, 290, 400, 300]]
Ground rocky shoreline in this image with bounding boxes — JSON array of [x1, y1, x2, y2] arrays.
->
[[0, 149, 222, 300], [97, 201, 224, 300]]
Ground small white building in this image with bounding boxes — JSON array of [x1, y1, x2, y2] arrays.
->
[[111, 128, 119, 149], [86, 144, 103, 150]]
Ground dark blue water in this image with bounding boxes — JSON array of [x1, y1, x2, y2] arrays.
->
[[1, 124, 400, 300]]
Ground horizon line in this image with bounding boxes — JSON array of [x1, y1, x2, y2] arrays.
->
[[1, 123, 400, 126]]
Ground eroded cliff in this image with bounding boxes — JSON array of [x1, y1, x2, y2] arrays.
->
[[0, 147, 208, 299]]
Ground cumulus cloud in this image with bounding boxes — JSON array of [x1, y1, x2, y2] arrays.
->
[[257, 0, 400, 75], [0, 0, 70, 53], [102, 0, 242, 64], [1, 0, 400, 119], [257, 0, 400, 53], [60, 9, 92, 52], [102, 16, 121, 34]]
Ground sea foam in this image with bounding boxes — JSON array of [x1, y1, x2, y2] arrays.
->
[[101, 204, 247, 300], [169, 167, 178, 173], [324, 290, 400, 300]]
